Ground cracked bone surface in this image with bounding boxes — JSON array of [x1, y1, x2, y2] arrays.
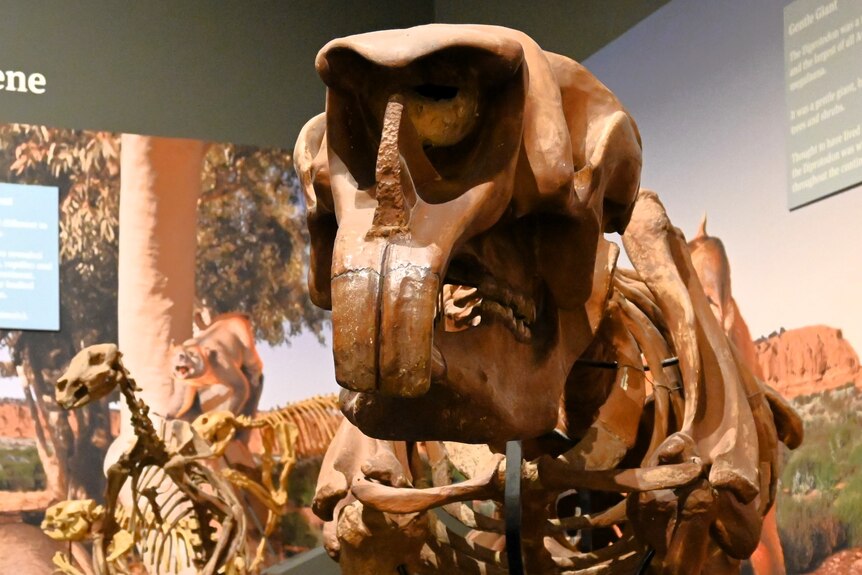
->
[[299, 23, 798, 575], [297, 23, 642, 442]]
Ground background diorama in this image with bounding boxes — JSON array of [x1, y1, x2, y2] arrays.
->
[[0, 0, 860, 573], [0, 123, 336, 564]]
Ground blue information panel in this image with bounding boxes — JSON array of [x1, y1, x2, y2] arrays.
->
[[0, 183, 59, 330]]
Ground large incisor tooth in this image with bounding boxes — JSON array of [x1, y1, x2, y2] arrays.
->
[[332, 270, 380, 392], [379, 245, 439, 397]]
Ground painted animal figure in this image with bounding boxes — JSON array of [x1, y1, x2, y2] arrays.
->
[[688, 217, 799, 575], [170, 313, 263, 418]]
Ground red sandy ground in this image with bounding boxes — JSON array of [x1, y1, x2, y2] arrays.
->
[[0, 490, 53, 513]]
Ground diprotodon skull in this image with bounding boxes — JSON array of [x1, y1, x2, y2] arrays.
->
[[296, 24, 642, 443], [55, 343, 126, 409]]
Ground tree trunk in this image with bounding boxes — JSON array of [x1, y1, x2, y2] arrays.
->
[[117, 135, 205, 423], [17, 363, 67, 500]]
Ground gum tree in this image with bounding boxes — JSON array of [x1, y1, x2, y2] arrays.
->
[[0, 124, 325, 500]]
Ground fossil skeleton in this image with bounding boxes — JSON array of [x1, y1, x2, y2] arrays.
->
[[49, 344, 250, 575], [296, 24, 803, 575], [191, 394, 341, 570]]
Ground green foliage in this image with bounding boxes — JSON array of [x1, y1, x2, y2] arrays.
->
[[0, 125, 327, 354], [778, 492, 844, 573], [287, 457, 323, 507], [278, 511, 323, 555], [835, 473, 862, 544], [0, 124, 121, 368], [778, 388, 862, 572], [197, 144, 328, 345], [0, 445, 46, 491]]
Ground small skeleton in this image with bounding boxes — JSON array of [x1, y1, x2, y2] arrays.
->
[[192, 394, 342, 571], [51, 344, 251, 575]]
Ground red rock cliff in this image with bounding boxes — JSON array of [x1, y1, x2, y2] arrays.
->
[[0, 399, 120, 440], [0, 400, 36, 439], [755, 325, 861, 399]]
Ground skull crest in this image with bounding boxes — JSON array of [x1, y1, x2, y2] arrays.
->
[[295, 24, 642, 442]]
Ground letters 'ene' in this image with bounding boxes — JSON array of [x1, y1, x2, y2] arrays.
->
[[0, 70, 47, 94]]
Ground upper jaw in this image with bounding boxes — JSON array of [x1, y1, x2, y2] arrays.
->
[[441, 251, 540, 344]]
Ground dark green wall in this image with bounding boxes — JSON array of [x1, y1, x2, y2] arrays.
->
[[0, 0, 432, 148], [0, 0, 665, 149]]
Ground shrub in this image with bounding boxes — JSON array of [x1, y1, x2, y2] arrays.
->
[[0, 445, 46, 491]]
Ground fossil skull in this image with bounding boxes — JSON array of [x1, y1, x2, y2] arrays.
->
[[55, 343, 126, 409], [296, 24, 642, 442], [42, 499, 105, 542], [192, 410, 239, 457]]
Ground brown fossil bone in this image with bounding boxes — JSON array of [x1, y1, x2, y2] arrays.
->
[[301, 24, 800, 575], [296, 24, 642, 443]]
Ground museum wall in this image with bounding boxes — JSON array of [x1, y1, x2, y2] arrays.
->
[[586, 0, 861, 354], [586, 1, 862, 571], [0, 0, 433, 148]]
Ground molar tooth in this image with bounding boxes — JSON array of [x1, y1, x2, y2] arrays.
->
[[479, 276, 500, 302], [500, 286, 513, 307], [513, 293, 527, 318], [444, 299, 460, 316], [483, 300, 505, 319], [452, 285, 479, 305], [527, 301, 537, 323], [514, 319, 531, 342]]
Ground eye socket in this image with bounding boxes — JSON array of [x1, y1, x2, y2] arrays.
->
[[56, 378, 66, 391], [88, 353, 104, 366], [413, 84, 459, 101]]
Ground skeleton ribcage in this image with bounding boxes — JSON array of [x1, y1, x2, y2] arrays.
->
[[252, 394, 342, 459]]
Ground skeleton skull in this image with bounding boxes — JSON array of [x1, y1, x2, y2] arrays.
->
[[55, 343, 126, 409], [42, 499, 105, 542], [192, 410, 239, 457], [296, 25, 642, 442]]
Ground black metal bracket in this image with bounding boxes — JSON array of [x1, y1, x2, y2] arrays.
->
[[575, 356, 679, 371], [505, 439, 525, 575]]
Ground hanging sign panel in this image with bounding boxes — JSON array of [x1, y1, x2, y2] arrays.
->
[[784, 0, 862, 209], [0, 182, 59, 330]]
